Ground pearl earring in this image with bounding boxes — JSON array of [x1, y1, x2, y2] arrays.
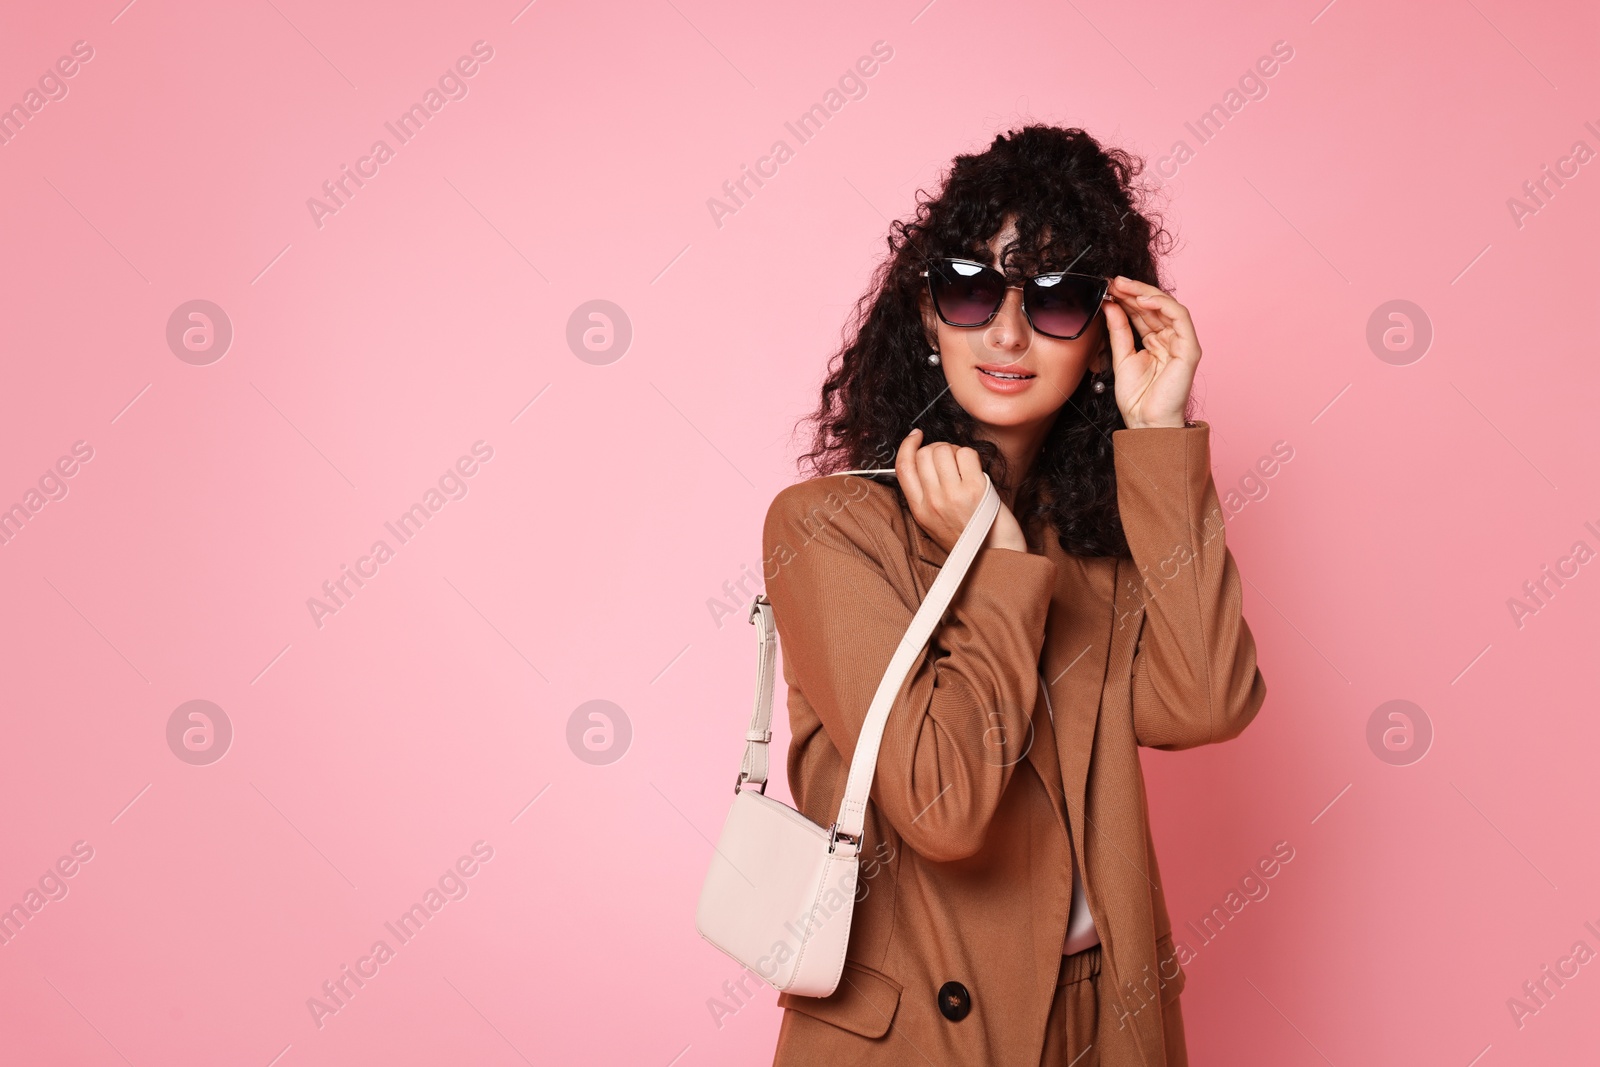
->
[[928, 350, 941, 366], [1092, 378, 1106, 394]]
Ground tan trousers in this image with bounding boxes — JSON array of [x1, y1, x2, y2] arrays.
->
[[1038, 943, 1101, 1067]]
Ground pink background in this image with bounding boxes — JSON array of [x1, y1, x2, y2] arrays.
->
[[2, 0, 1597, 1063]]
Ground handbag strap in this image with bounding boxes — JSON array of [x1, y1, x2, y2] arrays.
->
[[739, 467, 1001, 859], [738, 595, 779, 791]]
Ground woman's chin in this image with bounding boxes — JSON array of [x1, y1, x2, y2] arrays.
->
[[956, 402, 1056, 433]]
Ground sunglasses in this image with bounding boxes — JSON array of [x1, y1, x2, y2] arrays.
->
[[921, 257, 1110, 340]]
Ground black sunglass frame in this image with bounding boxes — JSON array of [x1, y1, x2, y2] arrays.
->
[[920, 257, 1111, 341]]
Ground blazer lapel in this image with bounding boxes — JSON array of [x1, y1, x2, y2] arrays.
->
[[1022, 673, 1068, 830], [1041, 539, 1122, 846]]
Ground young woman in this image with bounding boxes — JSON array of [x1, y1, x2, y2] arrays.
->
[[760, 125, 1268, 1066]]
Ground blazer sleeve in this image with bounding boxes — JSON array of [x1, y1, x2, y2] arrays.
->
[[763, 478, 1059, 863], [1113, 422, 1268, 750]]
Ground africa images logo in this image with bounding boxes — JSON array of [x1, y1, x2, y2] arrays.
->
[[305, 41, 495, 230]]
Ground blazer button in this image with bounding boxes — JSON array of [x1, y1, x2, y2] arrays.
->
[[937, 980, 971, 1021]]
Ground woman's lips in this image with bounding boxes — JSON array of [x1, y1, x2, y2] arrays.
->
[[976, 364, 1036, 394]]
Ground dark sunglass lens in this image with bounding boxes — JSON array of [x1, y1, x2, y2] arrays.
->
[[1027, 275, 1103, 338], [932, 262, 1005, 326]]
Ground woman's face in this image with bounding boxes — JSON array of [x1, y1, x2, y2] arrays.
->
[[919, 217, 1107, 435]]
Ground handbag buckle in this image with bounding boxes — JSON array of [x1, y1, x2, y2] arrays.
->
[[828, 823, 861, 855], [735, 770, 767, 796], [748, 593, 770, 624]]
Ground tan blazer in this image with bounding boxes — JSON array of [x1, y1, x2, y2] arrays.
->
[[760, 422, 1267, 1066]]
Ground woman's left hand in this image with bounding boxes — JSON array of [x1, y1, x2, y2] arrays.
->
[[1102, 276, 1199, 430]]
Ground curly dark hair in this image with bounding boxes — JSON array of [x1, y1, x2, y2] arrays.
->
[[797, 124, 1185, 559]]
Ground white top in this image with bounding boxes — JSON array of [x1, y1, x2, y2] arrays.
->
[[1064, 850, 1099, 954], [1039, 674, 1101, 955]]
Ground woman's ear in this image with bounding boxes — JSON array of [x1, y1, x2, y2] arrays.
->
[[1090, 321, 1111, 374]]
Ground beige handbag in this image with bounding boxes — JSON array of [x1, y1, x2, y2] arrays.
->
[[694, 470, 1000, 996]]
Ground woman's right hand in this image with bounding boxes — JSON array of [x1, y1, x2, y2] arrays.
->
[[895, 429, 1028, 555]]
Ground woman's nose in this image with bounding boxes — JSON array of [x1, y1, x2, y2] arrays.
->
[[989, 287, 1030, 348]]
